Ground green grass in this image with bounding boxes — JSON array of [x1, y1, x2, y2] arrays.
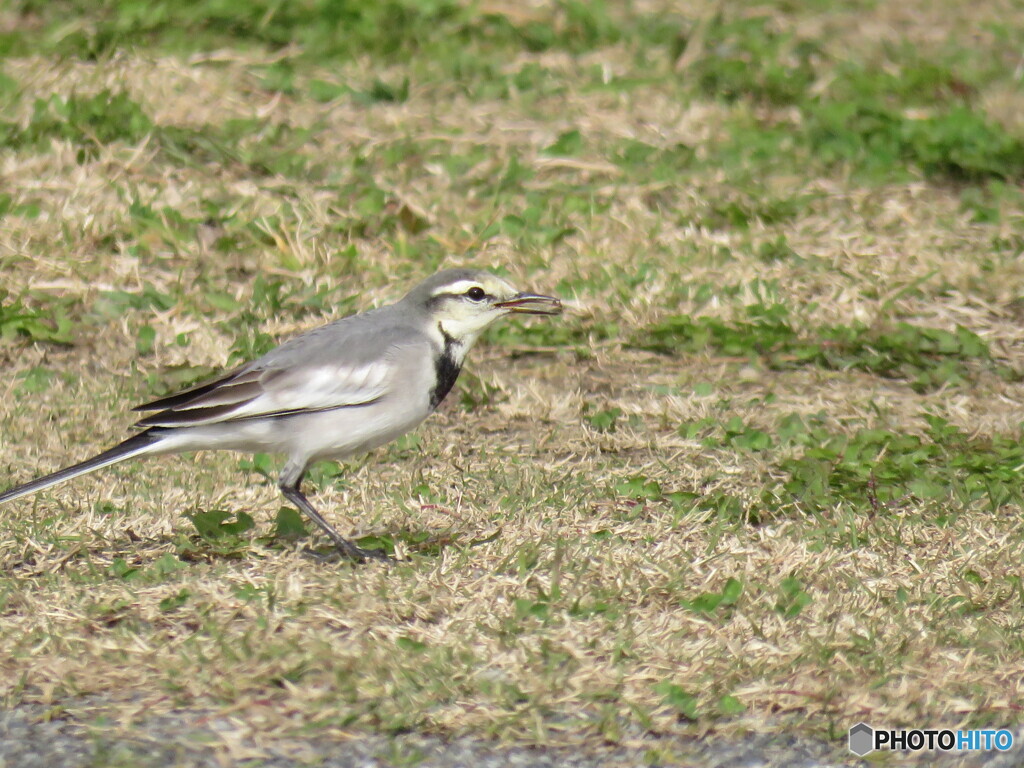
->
[[0, 290, 75, 344], [3, 0, 1024, 763], [0, 90, 153, 155], [633, 303, 1000, 392], [780, 414, 1024, 517], [0, 0, 683, 64]]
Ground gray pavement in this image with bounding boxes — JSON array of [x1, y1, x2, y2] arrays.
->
[[1, 704, 1022, 767]]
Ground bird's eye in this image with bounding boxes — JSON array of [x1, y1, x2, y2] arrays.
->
[[466, 287, 486, 301]]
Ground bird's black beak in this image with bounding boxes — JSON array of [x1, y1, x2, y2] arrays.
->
[[495, 292, 563, 315]]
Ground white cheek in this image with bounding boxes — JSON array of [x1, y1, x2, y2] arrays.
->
[[444, 305, 503, 340]]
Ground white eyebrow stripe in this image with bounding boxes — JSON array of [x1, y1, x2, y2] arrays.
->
[[431, 280, 484, 296]]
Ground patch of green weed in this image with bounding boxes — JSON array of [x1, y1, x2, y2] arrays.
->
[[612, 139, 695, 183], [92, 283, 178, 320], [653, 681, 698, 720], [15, 367, 62, 394], [804, 102, 1024, 182], [1, 0, 682, 69], [689, 191, 813, 231], [823, 44, 988, 107], [584, 406, 622, 433], [0, 91, 152, 159], [681, 577, 742, 617], [633, 304, 995, 392], [158, 119, 317, 178], [0, 290, 75, 345], [692, 36, 1024, 185], [775, 576, 812, 618], [684, 14, 821, 105], [779, 414, 1024, 516]]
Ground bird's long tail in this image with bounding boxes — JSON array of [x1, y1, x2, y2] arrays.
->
[[0, 430, 164, 506]]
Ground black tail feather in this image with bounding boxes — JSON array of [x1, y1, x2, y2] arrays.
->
[[0, 430, 162, 506]]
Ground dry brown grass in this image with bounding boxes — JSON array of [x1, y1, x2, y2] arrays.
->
[[2, 1, 1024, 763]]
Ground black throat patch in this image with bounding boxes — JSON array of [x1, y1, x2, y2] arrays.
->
[[429, 323, 462, 410]]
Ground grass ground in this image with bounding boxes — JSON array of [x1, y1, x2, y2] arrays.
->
[[2, 0, 1024, 764]]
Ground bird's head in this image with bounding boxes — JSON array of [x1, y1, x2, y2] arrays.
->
[[404, 268, 562, 347]]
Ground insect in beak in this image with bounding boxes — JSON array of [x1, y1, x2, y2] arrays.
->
[[494, 293, 563, 315]]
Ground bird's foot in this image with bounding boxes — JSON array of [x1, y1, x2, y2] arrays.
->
[[336, 539, 394, 564]]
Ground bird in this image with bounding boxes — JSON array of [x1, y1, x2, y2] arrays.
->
[[0, 268, 562, 562]]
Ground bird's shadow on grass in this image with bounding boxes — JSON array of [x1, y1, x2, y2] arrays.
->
[[2, 513, 492, 575], [304, 527, 474, 563], [183, 507, 465, 563]]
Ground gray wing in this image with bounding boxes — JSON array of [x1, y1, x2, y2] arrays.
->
[[134, 310, 426, 428]]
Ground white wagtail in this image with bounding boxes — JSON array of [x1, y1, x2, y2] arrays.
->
[[0, 268, 562, 561]]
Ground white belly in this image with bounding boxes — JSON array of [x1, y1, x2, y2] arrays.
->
[[153, 390, 433, 464]]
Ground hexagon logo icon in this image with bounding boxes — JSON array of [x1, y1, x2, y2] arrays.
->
[[849, 723, 874, 756]]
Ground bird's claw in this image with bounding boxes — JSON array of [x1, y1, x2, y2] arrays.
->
[[338, 541, 394, 563]]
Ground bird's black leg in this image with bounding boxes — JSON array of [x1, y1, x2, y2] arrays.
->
[[277, 466, 391, 563]]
